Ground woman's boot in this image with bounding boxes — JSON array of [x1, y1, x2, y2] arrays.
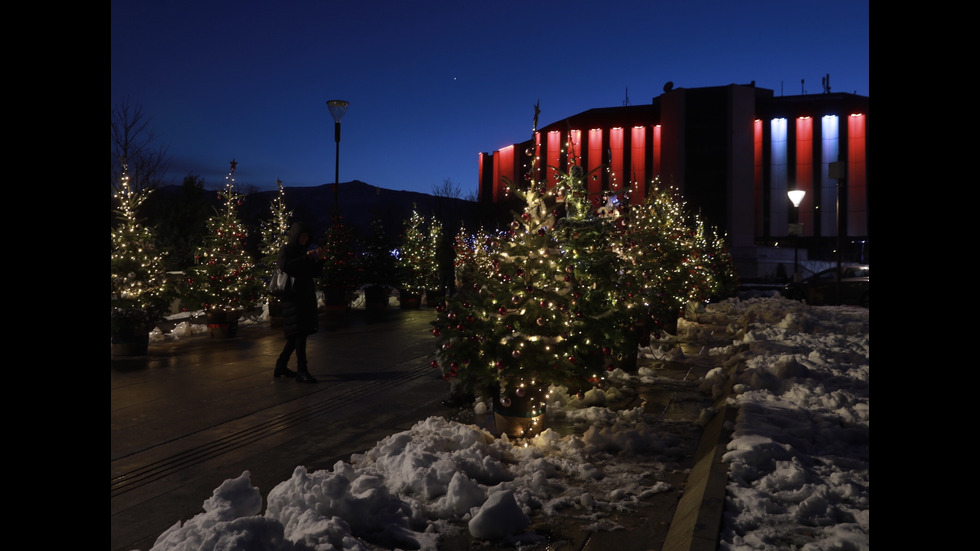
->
[[273, 359, 297, 379], [296, 365, 318, 384]]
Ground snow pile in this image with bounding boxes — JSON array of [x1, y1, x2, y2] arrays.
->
[[710, 299, 869, 550], [142, 296, 869, 551]]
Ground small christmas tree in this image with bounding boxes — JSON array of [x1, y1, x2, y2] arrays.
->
[[395, 207, 431, 300], [258, 178, 292, 273], [111, 162, 172, 339], [319, 215, 361, 307], [187, 160, 263, 312], [425, 214, 445, 300], [704, 227, 739, 300], [617, 180, 737, 339], [360, 218, 396, 310]]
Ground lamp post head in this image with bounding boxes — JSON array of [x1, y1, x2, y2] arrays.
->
[[787, 189, 806, 208], [327, 100, 349, 123]]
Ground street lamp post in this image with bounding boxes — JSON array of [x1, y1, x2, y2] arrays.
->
[[787, 189, 806, 283], [327, 99, 349, 214]]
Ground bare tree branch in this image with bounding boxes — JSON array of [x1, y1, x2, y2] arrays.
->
[[431, 177, 462, 200], [111, 98, 171, 193]]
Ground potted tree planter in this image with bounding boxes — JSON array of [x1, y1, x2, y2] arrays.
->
[[363, 284, 390, 322], [492, 384, 548, 439], [206, 309, 242, 338], [322, 285, 350, 329], [399, 288, 421, 309], [110, 308, 152, 357]]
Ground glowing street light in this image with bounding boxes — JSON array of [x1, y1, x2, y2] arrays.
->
[[327, 99, 349, 214], [787, 189, 806, 282]]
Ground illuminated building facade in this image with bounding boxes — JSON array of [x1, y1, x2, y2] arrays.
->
[[477, 83, 870, 278]]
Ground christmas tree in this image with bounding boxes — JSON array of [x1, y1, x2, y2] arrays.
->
[[617, 180, 738, 339], [258, 178, 292, 279], [431, 105, 738, 436], [425, 214, 445, 298], [703, 226, 739, 299], [318, 215, 361, 306], [111, 162, 172, 332], [187, 160, 263, 312], [395, 207, 432, 299], [431, 166, 626, 424], [362, 219, 393, 286]]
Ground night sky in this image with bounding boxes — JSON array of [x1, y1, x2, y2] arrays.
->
[[111, 1, 869, 197]]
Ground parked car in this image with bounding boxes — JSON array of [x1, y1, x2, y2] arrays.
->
[[784, 265, 869, 308]]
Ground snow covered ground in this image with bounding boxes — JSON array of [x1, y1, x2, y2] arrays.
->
[[141, 295, 869, 550]]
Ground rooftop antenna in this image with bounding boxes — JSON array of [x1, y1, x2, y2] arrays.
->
[[623, 87, 630, 106], [801, 79, 806, 95], [822, 73, 831, 94]]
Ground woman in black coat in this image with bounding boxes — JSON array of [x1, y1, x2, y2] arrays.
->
[[274, 222, 324, 383]]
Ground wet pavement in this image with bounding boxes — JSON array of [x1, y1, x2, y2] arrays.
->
[[111, 306, 732, 551]]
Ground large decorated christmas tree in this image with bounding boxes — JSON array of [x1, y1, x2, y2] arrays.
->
[[431, 165, 629, 428], [187, 160, 263, 312], [431, 106, 738, 437]]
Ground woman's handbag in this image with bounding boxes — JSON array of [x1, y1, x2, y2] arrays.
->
[[268, 268, 294, 298]]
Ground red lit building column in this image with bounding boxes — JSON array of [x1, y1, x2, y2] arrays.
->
[[496, 145, 515, 201], [754, 119, 763, 236], [610, 127, 624, 195], [547, 130, 561, 189], [588, 128, 603, 205], [631, 125, 647, 198], [652, 124, 661, 185], [795, 117, 813, 237], [847, 114, 867, 235], [532, 132, 542, 186]]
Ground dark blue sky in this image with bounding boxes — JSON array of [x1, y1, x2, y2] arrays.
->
[[111, 1, 869, 197]]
